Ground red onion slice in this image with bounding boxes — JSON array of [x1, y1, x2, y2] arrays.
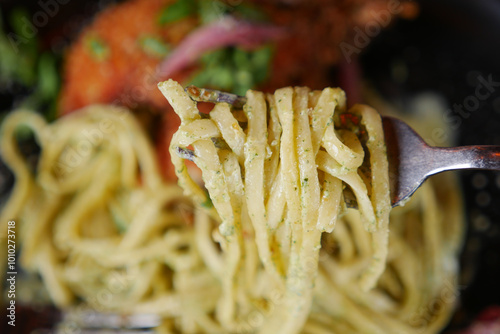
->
[[157, 17, 284, 78]]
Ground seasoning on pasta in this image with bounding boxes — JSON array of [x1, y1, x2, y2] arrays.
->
[[159, 79, 463, 334], [0, 82, 463, 334]]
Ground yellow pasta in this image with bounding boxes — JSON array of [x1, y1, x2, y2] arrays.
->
[[159, 79, 464, 334], [0, 106, 222, 332], [0, 80, 464, 333]]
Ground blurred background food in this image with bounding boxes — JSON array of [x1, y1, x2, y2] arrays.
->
[[0, 0, 499, 333]]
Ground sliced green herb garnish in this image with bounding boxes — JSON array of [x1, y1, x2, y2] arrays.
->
[[232, 3, 268, 22], [188, 46, 273, 95], [4, 8, 38, 86], [250, 46, 273, 83], [158, 0, 197, 25], [85, 35, 110, 61], [138, 36, 171, 58], [37, 53, 59, 101], [198, 1, 267, 24], [1, 8, 60, 118], [197, 0, 229, 24]]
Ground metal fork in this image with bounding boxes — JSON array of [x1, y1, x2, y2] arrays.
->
[[382, 117, 500, 206], [46, 308, 161, 334], [181, 86, 500, 207]]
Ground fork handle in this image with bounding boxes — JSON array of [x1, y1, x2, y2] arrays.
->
[[429, 145, 500, 175]]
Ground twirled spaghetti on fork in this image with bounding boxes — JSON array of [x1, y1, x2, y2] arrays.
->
[[159, 80, 463, 334]]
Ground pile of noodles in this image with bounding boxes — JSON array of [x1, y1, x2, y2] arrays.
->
[[0, 82, 463, 334]]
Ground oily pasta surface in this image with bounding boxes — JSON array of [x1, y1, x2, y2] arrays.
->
[[0, 82, 463, 334], [0, 106, 221, 332], [159, 80, 463, 334]]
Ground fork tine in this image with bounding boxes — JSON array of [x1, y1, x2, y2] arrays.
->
[[178, 86, 244, 161], [174, 141, 230, 161], [176, 146, 196, 161], [55, 308, 161, 334], [185, 85, 247, 108], [179, 86, 360, 208]]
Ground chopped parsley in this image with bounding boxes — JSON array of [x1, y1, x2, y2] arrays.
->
[[198, 0, 267, 24], [85, 35, 110, 61], [158, 0, 197, 25], [0, 7, 60, 119], [189, 46, 273, 95], [138, 36, 171, 58]]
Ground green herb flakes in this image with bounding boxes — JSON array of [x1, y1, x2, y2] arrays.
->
[[158, 0, 197, 25], [85, 35, 110, 61], [138, 36, 171, 58]]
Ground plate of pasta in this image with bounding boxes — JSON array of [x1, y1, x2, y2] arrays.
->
[[0, 0, 499, 333]]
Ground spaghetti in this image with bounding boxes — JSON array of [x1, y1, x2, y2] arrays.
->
[[0, 106, 220, 331], [159, 79, 463, 333], [0, 81, 464, 333]]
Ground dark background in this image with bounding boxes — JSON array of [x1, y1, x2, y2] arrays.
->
[[1, 0, 500, 332], [361, 0, 500, 329]]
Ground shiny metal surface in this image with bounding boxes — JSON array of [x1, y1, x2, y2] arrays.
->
[[382, 116, 500, 207], [181, 87, 500, 208]]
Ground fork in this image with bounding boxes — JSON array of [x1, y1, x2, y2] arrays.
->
[[382, 117, 500, 206], [51, 308, 160, 334], [181, 86, 500, 207]]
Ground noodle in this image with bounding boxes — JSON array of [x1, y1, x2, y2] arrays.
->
[[159, 79, 463, 334], [0, 81, 464, 333], [0, 106, 221, 332]]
